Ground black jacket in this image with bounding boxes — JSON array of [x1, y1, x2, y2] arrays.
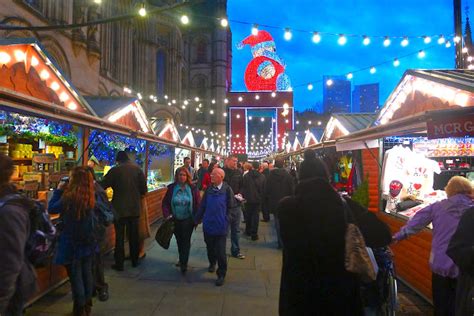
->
[[447, 206, 474, 316], [242, 170, 265, 204], [277, 177, 391, 316], [0, 185, 37, 314], [264, 168, 294, 214], [223, 167, 243, 194], [100, 162, 147, 218]]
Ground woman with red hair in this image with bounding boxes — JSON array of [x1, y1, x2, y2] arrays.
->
[[49, 166, 97, 316], [162, 166, 200, 273]]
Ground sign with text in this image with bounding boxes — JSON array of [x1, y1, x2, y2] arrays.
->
[[427, 113, 474, 139]]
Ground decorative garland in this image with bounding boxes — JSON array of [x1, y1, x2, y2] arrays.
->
[[88, 130, 171, 167], [0, 111, 78, 147]]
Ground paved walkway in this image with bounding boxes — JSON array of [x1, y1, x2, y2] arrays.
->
[[27, 217, 433, 316]]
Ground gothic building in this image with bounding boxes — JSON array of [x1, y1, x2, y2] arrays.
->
[[0, 0, 232, 134]]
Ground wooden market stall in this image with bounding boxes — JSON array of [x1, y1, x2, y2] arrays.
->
[[0, 38, 223, 302], [335, 69, 474, 302]]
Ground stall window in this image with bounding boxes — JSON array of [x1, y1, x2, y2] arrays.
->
[[0, 110, 81, 196], [147, 142, 174, 191], [87, 130, 146, 182]]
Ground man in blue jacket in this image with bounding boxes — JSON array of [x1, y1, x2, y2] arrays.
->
[[195, 168, 235, 286]]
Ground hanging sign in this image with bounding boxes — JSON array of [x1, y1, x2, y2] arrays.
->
[[427, 113, 474, 139]]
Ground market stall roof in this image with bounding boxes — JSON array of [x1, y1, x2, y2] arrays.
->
[[302, 128, 321, 148], [152, 118, 180, 143], [177, 128, 197, 147], [84, 96, 151, 133], [375, 69, 474, 126], [336, 106, 474, 146], [0, 38, 95, 115], [322, 113, 376, 142]]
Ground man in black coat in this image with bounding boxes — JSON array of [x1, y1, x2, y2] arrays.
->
[[0, 154, 37, 315], [264, 157, 294, 248], [242, 161, 266, 241], [101, 151, 147, 271]]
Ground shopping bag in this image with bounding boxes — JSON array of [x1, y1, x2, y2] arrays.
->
[[344, 222, 377, 283], [155, 217, 175, 249], [340, 196, 377, 283]]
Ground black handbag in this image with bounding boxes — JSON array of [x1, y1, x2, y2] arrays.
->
[[155, 217, 175, 249]]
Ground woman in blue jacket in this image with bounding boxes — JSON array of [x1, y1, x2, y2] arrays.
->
[[49, 167, 97, 316]]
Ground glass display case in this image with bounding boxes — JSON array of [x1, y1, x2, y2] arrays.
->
[[0, 110, 82, 195], [147, 142, 174, 191], [88, 129, 147, 182]]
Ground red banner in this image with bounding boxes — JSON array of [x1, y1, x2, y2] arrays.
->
[[427, 113, 474, 139]]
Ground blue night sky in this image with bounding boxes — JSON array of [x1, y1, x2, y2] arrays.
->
[[228, 0, 468, 112]]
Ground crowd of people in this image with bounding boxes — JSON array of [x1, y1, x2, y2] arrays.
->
[[0, 149, 473, 316]]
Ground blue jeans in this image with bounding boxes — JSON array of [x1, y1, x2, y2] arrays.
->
[[228, 206, 241, 256], [70, 256, 93, 308]]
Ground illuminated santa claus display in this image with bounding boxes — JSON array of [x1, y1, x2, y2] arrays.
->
[[238, 30, 291, 91]]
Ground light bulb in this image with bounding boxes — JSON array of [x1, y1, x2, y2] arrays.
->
[[445, 41, 452, 48], [67, 102, 77, 110], [370, 67, 376, 74], [401, 37, 409, 47], [181, 15, 189, 25], [383, 37, 391, 47], [346, 73, 353, 80], [362, 36, 370, 46], [393, 58, 400, 67], [31, 56, 39, 67], [462, 47, 468, 53], [271, 92, 276, 97], [423, 36, 431, 44], [312, 32, 321, 43], [255, 95, 260, 100], [438, 35, 446, 44], [220, 18, 228, 28], [50, 82, 60, 91], [210, 110, 214, 115], [284, 28, 292, 41], [238, 96, 243, 102], [14, 50, 25, 62], [454, 36, 461, 43], [251, 24, 258, 36], [418, 50, 426, 58], [40, 69, 50, 80], [194, 96, 199, 102], [338, 34, 347, 45], [326, 79, 333, 86], [138, 5, 146, 17]]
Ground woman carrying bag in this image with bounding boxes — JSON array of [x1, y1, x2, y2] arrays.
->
[[162, 167, 201, 273]]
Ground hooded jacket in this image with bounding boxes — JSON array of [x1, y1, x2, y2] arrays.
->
[[242, 169, 265, 204], [0, 185, 37, 314], [264, 168, 294, 214], [195, 182, 236, 236], [394, 194, 473, 278]]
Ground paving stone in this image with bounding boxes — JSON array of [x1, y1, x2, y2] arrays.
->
[[152, 292, 224, 316], [221, 294, 278, 316]]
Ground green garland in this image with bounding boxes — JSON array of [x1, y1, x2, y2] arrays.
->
[[0, 124, 77, 147]]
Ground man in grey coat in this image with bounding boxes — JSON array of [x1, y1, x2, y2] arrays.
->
[[101, 151, 147, 271], [0, 154, 37, 315]]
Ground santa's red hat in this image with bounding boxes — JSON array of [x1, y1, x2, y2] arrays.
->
[[237, 30, 274, 49]]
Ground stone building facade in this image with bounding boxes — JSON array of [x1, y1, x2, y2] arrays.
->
[[0, 0, 232, 134]]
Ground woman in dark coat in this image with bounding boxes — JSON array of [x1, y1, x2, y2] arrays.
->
[[277, 152, 391, 316], [447, 206, 474, 316], [162, 166, 201, 273]]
